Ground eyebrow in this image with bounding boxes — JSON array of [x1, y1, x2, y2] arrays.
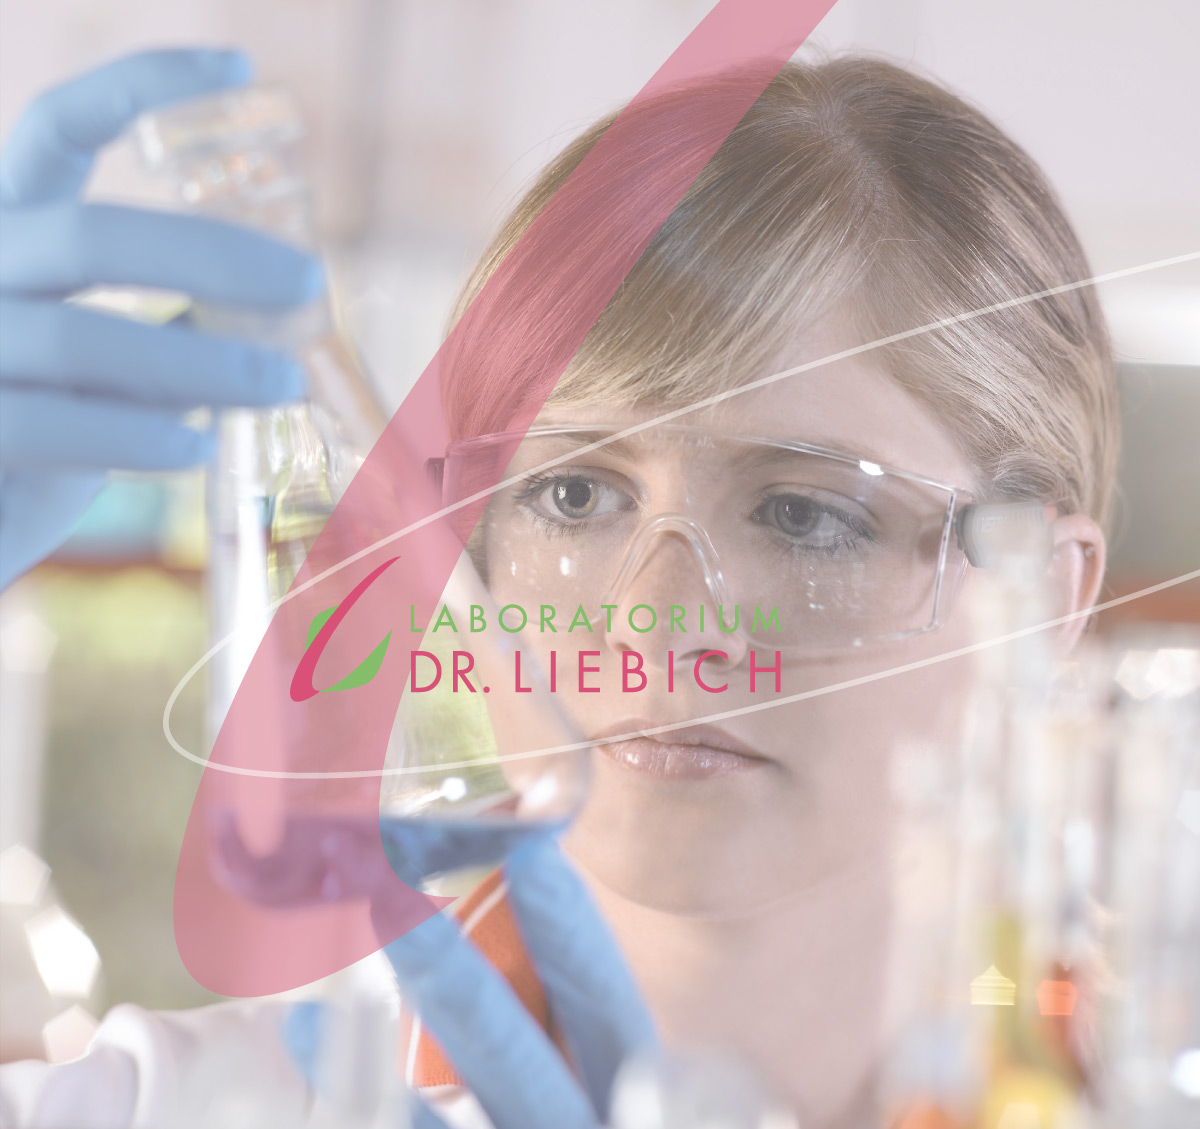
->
[[723, 443, 855, 473], [527, 429, 644, 463], [530, 428, 875, 477], [522, 424, 971, 492], [545, 426, 869, 466]]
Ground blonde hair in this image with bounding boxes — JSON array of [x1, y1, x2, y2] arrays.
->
[[443, 56, 1119, 530]]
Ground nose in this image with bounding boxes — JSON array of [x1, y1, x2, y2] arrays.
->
[[600, 515, 749, 671]]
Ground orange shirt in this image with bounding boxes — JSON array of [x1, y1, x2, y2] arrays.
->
[[400, 869, 552, 1088]]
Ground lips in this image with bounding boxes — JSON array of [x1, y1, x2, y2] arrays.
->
[[592, 720, 769, 780]]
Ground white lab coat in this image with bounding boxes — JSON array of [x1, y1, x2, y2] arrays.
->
[[0, 998, 492, 1129], [0, 1000, 309, 1128]]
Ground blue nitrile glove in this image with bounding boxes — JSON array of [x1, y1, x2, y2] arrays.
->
[[379, 835, 658, 1129], [283, 1000, 450, 1129], [0, 48, 325, 589], [283, 836, 657, 1129], [283, 999, 446, 1129]]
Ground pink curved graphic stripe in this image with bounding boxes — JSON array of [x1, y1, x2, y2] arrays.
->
[[176, 0, 839, 997]]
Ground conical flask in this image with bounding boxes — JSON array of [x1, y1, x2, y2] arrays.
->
[[134, 85, 390, 741], [135, 88, 589, 912]]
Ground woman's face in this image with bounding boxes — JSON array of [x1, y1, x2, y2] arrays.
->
[[481, 328, 988, 917]]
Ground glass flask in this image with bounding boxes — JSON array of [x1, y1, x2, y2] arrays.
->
[[135, 87, 589, 910], [1096, 628, 1200, 1129], [878, 545, 1094, 1129], [134, 86, 391, 742], [877, 586, 1200, 1129], [376, 557, 591, 898]]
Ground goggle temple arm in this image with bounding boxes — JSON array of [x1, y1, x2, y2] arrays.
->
[[425, 457, 445, 499], [955, 501, 1058, 571]]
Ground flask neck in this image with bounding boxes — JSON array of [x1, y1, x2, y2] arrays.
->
[[135, 85, 315, 245], [172, 147, 314, 248]]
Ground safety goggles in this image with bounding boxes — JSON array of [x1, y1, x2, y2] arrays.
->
[[428, 424, 1055, 655]]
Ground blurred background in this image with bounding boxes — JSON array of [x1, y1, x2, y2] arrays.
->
[[0, 0, 1196, 1064]]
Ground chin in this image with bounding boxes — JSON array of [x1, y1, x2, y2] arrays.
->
[[563, 750, 837, 917]]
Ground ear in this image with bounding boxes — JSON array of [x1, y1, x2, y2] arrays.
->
[[1047, 512, 1106, 651]]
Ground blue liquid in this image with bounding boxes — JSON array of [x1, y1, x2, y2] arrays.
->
[[208, 809, 563, 906]]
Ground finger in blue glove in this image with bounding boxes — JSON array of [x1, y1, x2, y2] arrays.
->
[[381, 901, 602, 1129], [281, 1000, 451, 1129], [0, 49, 253, 206], [0, 203, 325, 306], [0, 298, 306, 406], [0, 47, 326, 591], [504, 834, 658, 1123]]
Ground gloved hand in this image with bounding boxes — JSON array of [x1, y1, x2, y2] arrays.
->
[[284, 835, 658, 1129], [0, 48, 325, 590]]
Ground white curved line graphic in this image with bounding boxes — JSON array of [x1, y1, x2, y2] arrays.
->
[[163, 251, 1200, 776]]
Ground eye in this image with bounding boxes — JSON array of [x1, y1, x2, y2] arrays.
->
[[764, 495, 822, 539], [518, 472, 633, 526], [551, 477, 603, 519], [753, 491, 874, 553]]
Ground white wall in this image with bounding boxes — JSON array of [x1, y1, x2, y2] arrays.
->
[[1, 0, 1196, 383]]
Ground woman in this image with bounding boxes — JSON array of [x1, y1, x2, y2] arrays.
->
[[396, 51, 1112, 1125], [0, 48, 1113, 1129]]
